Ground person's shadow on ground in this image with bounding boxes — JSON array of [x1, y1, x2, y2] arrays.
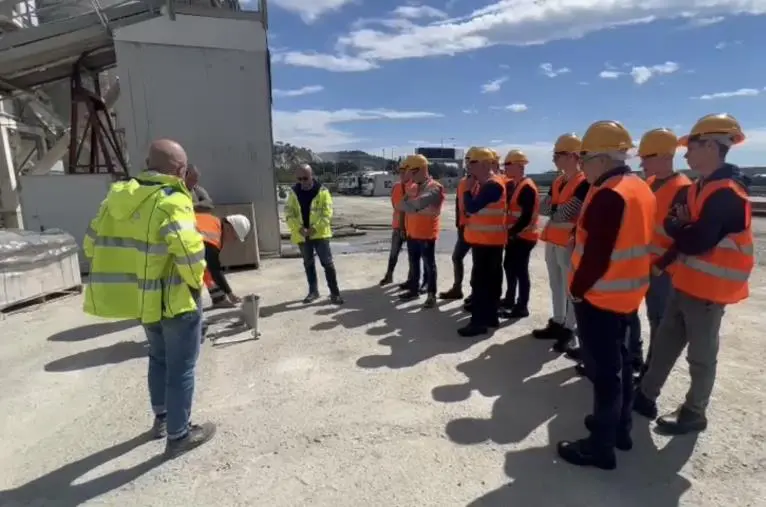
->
[[47, 319, 139, 342], [434, 334, 697, 506], [292, 284, 491, 369], [0, 432, 164, 507], [44, 341, 148, 372]]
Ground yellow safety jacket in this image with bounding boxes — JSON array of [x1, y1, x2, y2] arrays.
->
[[284, 185, 333, 244], [82, 171, 207, 324]]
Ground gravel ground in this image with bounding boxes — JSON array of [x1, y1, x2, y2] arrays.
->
[[1, 196, 765, 506]]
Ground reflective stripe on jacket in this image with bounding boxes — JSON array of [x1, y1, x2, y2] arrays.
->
[[391, 181, 406, 229], [507, 177, 540, 241], [646, 173, 692, 265], [672, 179, 754, 305], [82, 171, 206, 324], [405, 178, 444, 240], [463, 175, 507, 246], [540, 172, 586, 246], [196, 213, 222, 249], [570, 173, 656, 314], [284, 186, 333, 244]]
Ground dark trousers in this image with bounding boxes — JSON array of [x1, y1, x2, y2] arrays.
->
[[407, 239, 437, 295], [575, 299, 634, 451], [299, 239, 340, 296], [469, 245, 504, 326], [451, 227, 472, 288], [627, 312, 642, 368], [643, 272, 672, 370], [503, 238, 536, 308], [385, 229, 406, 276]]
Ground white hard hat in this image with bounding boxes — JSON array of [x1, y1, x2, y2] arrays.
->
[[225, 214, 251, 242]]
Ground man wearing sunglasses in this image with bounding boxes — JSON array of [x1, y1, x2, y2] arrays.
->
[[285, 163, 344, 305], [635, 114, 753, 436], [396, 154, 444, 308]]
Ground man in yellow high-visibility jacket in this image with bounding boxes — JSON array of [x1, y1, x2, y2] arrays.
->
[[83, 139, 216, 460]]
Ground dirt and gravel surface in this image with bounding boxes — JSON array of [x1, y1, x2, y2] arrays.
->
[[1, 195, 765, 506]]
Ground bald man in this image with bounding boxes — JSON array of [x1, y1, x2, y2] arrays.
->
[[285, 164, 344, 304], [84, 138, 216, 459]]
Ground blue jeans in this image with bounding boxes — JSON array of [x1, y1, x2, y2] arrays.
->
[[144, 298, 203, 440], [299, 239, 340, 296], [407, 239, 437, 295]]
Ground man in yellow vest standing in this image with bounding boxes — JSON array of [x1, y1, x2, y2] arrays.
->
[[558, 121, 656, 470], [533, 134, 589, 354], [635, 114, 754, 435], [396, 154, 445, 309], [636, 128, 691, 377], [83, 139, 216, 459], [285, 163, 344, 305]]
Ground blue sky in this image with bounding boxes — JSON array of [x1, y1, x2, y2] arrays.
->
[[266, 1, 766, 173]]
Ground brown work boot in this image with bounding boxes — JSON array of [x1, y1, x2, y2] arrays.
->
[[655, 407, 708, 435]]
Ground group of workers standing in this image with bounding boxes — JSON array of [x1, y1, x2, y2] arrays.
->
[[381, 113, 754, 470]]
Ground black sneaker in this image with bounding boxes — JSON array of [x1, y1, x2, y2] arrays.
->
[[508, 306, 529, 319], [655, 407, 708, 435], [423, 294, 436, 308], [164, 422, 217, 460], [303, 292, 320, 304], [151, 414, 167, 440], [439, 287, 464, 300], [378, 275, 393, 286], [557, 438, 617, 470], [533, 319, 564, 340], [458, 324, 488, 337], [632, 388, 658, 420], [399, 291, 420, 302], [499, 297, 515, 310], [398, 282, 410, 291], [330, 294, 345, 305]]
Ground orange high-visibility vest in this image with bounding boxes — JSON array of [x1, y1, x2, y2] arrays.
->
[[196, 213, 222, 249], [405, 178, 444, 240], [671, 179, 754, 305], [391, 181, 406, 230], [456, 176, 478, 227], [507, 177, 540, 242], [570, 173, 656, 314], [464, 175, 507, 246], [646, 173, 692, 265], [540, 172, 586, 247]]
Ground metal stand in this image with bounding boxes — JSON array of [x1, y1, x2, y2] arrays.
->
[[67, 57, 128, 175]]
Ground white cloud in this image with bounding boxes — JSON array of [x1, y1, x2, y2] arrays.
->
[[462, 108, 478, 114], [630, 61, 680, 84], [599, 70, 622, 79], [269, 0, 355, 23], [275, 1, 766, 70], [715, 40, 743, 49], [599, 61, 680, 84], [578, 81, 589, 85], [272, 85, 324, 98], [684, 15, 725, 27], [481, 76, 507, 93], [505, 103, 528, 112], [540, 63, 571, 78], [271, 51, 377, 72], [499, 63, 510, 69], [693, 88, 762, 100], [393, 5, 447, 19], [273, 108, 443, 151]]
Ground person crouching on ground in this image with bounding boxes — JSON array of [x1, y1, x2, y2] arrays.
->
[[196, 212, 252, 308]]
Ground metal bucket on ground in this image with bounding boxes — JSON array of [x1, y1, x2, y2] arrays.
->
[[241, 294, 260, 337]]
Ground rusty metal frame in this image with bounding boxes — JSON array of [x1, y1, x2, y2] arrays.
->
[[67, 54, 128, 174]]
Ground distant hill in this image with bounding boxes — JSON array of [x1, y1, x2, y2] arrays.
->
[[316, 150, 390, 170]]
